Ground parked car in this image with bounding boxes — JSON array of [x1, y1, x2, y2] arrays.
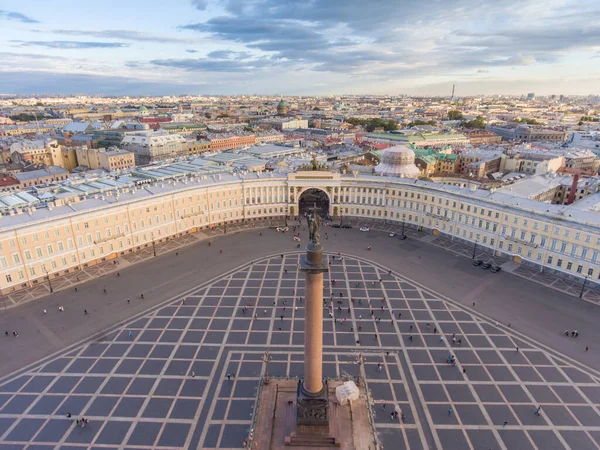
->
[[341, 225, 353, 229], [276, 227, 289, 232], [359, 227, 370, 232], [389, 233, 396, 237], [331, 224, 341, 228], [491, 265, 502, 273], [472, 259, 483, 266], [398, 235, 407, 240], [481, 263, 492, 270]]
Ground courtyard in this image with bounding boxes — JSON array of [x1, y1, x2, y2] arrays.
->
[[0, 249, 599, 449]]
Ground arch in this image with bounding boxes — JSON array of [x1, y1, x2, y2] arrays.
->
[[298, 188, 331, 217]]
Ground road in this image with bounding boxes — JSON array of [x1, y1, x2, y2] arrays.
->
[[1, 226, 599, 380]]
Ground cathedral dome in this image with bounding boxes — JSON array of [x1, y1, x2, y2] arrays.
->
[[277, 99, 289, 115], [374, 145, 421, 178]]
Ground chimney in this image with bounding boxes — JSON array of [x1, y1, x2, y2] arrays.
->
[[566, 174, 579, 205]]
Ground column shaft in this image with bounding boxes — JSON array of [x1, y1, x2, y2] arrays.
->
[[304, 271, 323, 394]]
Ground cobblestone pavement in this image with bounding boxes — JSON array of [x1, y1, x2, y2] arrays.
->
[[0, 253, 598, 450]]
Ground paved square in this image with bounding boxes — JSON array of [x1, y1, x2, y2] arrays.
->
[[0, 253, 599, 449]]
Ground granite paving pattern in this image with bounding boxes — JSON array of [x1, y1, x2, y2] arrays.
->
[[0, 253, 599, 449]]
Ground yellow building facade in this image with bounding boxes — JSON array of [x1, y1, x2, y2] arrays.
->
[[0, 172, 598, 294]]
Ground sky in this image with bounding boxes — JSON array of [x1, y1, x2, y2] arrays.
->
[[1, 0, 600, 96]]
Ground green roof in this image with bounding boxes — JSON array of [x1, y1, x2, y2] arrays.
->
[[438, 153, 458, 162], [368, 132, 467, 142], [368, 133, 415, 141], [416, 155, 437, 165]]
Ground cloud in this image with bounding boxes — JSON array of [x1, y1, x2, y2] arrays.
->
[[206, 50, 251, 59], [191, 0, 209, 10], [186, 49, 199, 53], [10, 40, 129, 49], [0, 9, 39, 24], [150, 56, 276, 72], [177, 0, 600, 81], [47, 29, 192, 44], [0, 70, 207, 95], [477, 69, 490, 73]]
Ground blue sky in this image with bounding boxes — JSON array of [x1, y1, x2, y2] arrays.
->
[[1, 0, 600, 96]]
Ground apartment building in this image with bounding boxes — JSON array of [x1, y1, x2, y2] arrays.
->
[[75, 147, 135, 171], [121, 130, 188, 164], [207, 133, 256, 151]]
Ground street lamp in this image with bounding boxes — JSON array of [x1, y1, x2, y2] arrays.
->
[[579, 275, 589, 299], [45, 269, 53, 293], [401, 220, 406, 238], [472, 240, 478, 260], [151, 239, 156, 257], [262, 350, 272, 385]]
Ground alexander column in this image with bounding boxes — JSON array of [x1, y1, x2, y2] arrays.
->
[[297, 208, 329, 428]]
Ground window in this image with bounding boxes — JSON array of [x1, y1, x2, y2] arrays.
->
[[5, 274, 12, 283], [577, 265, 583, 274], [548, 256, 553, 264], [588, 268, 594, 276], [35, 248, 43, 258], [557, 259, 563, 267], [0, 256, 7, 268], [567, 262, 572, 270]]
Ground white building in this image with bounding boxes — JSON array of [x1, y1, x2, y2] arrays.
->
[[121, 130, 187, 164]]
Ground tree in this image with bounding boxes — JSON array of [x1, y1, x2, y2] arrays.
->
[[205, 113, 212, 119], [345, 117, 398, 132], [407, 119, 436, 127], [460, 116, 486, 129], [447, 110, 464, 120]]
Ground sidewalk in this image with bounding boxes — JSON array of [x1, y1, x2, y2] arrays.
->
[[336, 217, 600, 305], [0, 219, 286, 311]]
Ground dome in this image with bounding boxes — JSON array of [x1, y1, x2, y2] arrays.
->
[[374, 145, 421, 178], [277, 99, 289, 115]]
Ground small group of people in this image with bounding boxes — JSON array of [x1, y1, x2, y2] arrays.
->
[[5, 330, 18, 337], [390, 409, 404, 422], [564, 329, 579, 338], [451, 334, 462, 346], [66, 413, 89, 427], [446, 355, 457, 366]]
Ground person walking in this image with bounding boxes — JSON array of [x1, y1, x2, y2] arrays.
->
[[503, 420, 508, 427], [535, 406, 542, 416], [128, 331, 133, 339], [448, 407, 453, 415], [84, 310, 88, 316]]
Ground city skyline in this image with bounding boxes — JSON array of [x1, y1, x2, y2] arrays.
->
[[1, 0, 600, 96]]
